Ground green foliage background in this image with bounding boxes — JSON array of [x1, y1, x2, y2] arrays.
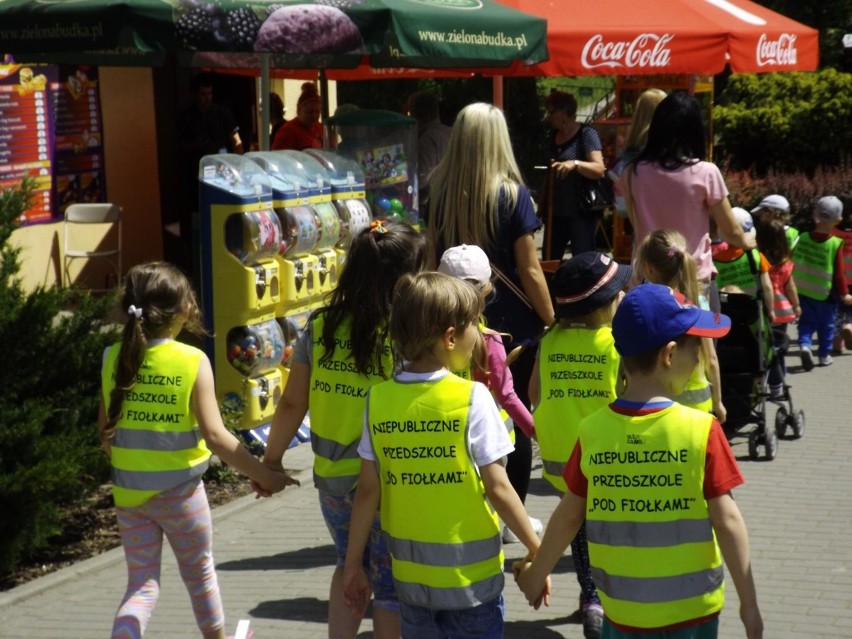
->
[[0, 180, 118, 577]]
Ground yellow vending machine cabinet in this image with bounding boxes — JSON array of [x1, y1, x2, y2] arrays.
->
[[304, 149, 372, 275], [245, 151, 321, 315], [198, 154, 285, 434], [280, 151, 342, 297]]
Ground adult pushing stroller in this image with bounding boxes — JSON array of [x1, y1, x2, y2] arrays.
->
[[715, 290, 805, 461]]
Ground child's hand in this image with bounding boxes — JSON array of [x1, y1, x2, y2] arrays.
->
[[342, 565, 371, 617], [843, 294, 852, 306], [253, 470, 300, 498], [515, 561, 551, 610], [713, 401, 727, 425], [740, 603, 763, 639]]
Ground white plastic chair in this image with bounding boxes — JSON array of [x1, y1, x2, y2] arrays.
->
[[63, 203, 122, 291]]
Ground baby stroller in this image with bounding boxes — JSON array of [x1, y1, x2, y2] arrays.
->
[[715, 290, 805, 460]]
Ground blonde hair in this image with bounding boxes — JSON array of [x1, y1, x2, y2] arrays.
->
[[558, 296, 619, 329], [625, 88, 667, 150], [634, 229, 700, 304], [428, 103, 524, 253], [390, 272, 483, 363]]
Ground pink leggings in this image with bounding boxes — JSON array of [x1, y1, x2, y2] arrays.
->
[[111, 478, 224, 639]]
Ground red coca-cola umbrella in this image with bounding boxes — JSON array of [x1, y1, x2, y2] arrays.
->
[[496, 0, 818, 76]]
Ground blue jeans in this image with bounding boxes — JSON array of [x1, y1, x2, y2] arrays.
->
[[400, 595, 504, 639], [797, 296, 837, 359], [602, 616, 719, 639]]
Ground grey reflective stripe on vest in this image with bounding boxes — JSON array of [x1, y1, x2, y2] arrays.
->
[[591, 564, 724, 604], [311, 431, 360, 461], [388, 533, 501, 567], [113, 428, 201, 451], [542, 459, 566, 478], [313, 470, 358, 495], [113, 460, 208, 491], [394, 572, 504, 610], [673, 386, 712, 405], [587, 518, 714, 547], [795, 263, 832, 296]]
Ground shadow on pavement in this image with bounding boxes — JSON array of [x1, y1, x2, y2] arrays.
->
[[217, 544, 336, 571], [505, 614, 577, 638], [249, 596, 327, 622]]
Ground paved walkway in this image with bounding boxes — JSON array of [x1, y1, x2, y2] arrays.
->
[[2, 344, 851, 638]]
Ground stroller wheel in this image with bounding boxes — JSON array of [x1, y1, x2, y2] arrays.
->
[[763, 426, 779, 460], [791, 410, 805, 439], [775, 407, 788, 438], [748, 432, 760, 460]]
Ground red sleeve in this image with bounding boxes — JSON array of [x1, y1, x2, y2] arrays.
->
[[563, 441, 588, 497], [834, 239, 848, 296], [704, 420, 744, 499]]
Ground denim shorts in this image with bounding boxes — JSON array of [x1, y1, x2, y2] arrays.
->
[[602, 615, 719, 639], [399, 595, 504, 639], [318, 489, 397, 611]]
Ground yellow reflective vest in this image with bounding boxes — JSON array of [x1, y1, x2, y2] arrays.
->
[[102, 341, 211, 508], [713, 249, 761, 297], [367, 374, 504, 610], [673, 366, 712, 413], [793, 233, 842, 301], [579, 403, 724, 628], [310, 312, 392, 495], [534, 326, 619, 492]]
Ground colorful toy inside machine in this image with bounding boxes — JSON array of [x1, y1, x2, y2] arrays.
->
[[225, 208, 282, 264], [323, 109, 419, 225], [226, 319, 286, 376]]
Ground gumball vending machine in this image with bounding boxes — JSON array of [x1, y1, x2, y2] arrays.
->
[[323, 109, 419, 226], [245, 151, 321, 314], [198, 154, 285, 435], [304, 149, 372, 258]]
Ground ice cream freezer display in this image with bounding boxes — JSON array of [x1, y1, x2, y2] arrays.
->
[[198, 153, 286, 435], [323, 109, 419, 227]]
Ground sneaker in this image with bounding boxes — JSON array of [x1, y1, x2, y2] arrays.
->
[[820, 354, 833, 367], [502, 516, 544, 543], [581, 601, 604, 639], [844, 325, 852, 350], [800, 347, 815, 371]]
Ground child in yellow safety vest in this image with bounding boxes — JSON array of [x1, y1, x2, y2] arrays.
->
[[755, 217, 801, 397], [260, 219, 426, 639], [830, 193, 852, 354], [516, 283, 764, 639], [634, 229, 727, 423], [343, 272, 547, 639], [793, 196, 852, 370], [99, 262, 296, 639], [529, 251, 630, 639]]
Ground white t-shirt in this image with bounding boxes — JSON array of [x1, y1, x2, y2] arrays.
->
[[357, 369, 514, 468]]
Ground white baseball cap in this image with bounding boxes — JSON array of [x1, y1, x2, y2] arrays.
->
[[732, 207, 756, 237], [751, 194, 790, 214], [814, 196, 843, 222], [438, 244, 491, 288]]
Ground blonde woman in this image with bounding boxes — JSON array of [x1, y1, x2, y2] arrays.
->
[[610, 88, 667, 217], [427, 102, 554, 539]]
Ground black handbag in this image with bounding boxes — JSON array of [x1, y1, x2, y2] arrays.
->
[[576, 125, 614, 215]]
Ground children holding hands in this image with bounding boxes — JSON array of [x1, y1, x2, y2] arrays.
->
[[343, 272, 547, 638], [515, 284, 763, 639]]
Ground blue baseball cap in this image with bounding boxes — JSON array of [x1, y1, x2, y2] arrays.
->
[[612, 284, 731, 357]]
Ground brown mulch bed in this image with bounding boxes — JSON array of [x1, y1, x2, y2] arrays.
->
[[0, 478, 254, 592]]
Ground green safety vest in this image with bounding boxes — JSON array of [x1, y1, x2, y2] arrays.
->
[[368, 374, 504, 610], [534, 326, 619, 492], [102, 341, 210, 508], [793, 233, 842, 301], [713, 249, 761, 297], [579, 403, 724, 628], [310, 312, 392, 495]]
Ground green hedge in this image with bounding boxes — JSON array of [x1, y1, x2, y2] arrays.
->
[[716, 69, 852, 173], [0, 180, 118, 577]]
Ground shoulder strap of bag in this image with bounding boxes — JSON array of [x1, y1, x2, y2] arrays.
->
[[490, 262, 534, 312]]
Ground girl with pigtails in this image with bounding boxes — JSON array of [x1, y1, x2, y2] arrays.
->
[[99, 261, 294, 639]]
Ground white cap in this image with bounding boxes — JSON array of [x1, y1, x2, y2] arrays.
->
[[438, 244, 491, 288], [814, 195, 843, 222], [751, 194, 790, 214], [732, 207, 756, 237]]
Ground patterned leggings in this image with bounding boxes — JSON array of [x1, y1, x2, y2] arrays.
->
[[111, 478, 224, 639], [572, 520, 601, 606]]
